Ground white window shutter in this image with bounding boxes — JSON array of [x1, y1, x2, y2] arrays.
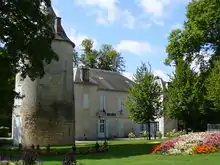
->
[[103, 95, 106, 110], [121, 99, 123, 111], [100, 95, 103, 110], [118, 97, 121, 111], [83, 94, 89, 109]]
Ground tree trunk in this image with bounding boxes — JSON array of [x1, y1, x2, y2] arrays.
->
[[154, 122, 157, 139], [185, 122, 189, 134], [147, 122, 151, 140]]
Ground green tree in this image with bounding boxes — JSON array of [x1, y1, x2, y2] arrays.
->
[[73, 49, 79, 67], [79, 39, 125, 72], [0, 1, 57, 115], [164, 58, 203, 131], [165, 0, 220, 69], [164, 0, 220, 129], [80, 39, 98, 68], [97, 44, 125, 72], [125, 63, 162, 140], [206, 61, 220, 111]]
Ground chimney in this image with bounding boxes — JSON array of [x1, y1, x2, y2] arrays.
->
[[54, 17, 62, 34], [81, 67, 90, 82]]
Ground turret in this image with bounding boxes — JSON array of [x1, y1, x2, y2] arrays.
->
[[12, 8, 75, 146]]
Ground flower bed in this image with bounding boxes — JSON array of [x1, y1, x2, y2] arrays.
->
[[151, 132, 220, 155]]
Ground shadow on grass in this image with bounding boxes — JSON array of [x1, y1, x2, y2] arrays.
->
[[42, 143, 157, 162], [0, 141, 161, 163]]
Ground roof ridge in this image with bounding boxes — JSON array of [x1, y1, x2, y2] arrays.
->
[[89, 68, 121, 75]]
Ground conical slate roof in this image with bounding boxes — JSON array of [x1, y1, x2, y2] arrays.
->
[[50, 7, 75, 48]]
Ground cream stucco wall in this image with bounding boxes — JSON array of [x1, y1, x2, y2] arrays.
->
[[74, 83, 136, 140]]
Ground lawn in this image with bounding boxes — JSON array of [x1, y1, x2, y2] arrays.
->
[[1, 139, 220, 165], [39, 140, 220, 165]]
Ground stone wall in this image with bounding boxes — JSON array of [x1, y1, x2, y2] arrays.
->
[[13, 39, 75, 146], [21, 111, 74, 146]]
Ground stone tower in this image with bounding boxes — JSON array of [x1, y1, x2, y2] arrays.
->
[[12, 8, 75, 146]]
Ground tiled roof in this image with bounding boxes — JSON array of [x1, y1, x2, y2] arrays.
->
[[50, 7, 75, 47], [73, 68, 133, 92]]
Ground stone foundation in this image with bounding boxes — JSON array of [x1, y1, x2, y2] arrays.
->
[[21, 111, 74, 146]]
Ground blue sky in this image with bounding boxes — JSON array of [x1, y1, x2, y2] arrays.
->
[[51, 0, 190, 81]]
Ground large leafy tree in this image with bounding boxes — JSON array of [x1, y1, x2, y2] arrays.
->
[[165, 0, 220, 69], [0, 0, 57, 117], [125, 63, 162, 140], [206, 61, 220, 111], [79, 39, 125, 72], [165, 0, 220, 129], [164, 59, 203, 131], [80, 39, 98, 68], [97, 44, 125, 72]]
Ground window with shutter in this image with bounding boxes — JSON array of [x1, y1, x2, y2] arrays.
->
[[83, 94, 89, 109], [100, 95, 103, 110], [118, 97, 123, 112], [100, 95, 106, 111], [103, 95, 106, 110]]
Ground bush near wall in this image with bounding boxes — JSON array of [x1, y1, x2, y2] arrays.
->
[[0, 126, 10, 137], [0, 116, 11, 128]]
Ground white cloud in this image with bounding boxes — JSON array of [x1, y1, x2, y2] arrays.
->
[[140, 22, 152, 28], [137, 0, 190, 27], [170, 23, 183, 30], [76, 0, 120, 24], [122, 72, 134, 80], [138, 0, 171, 17], [165, 23, 184, 38], [116, 40, 152, 55], [154, 70, 169, 82], [123, 70, 170, 82], [69, 28, 98, 48], [152, 19, 164, 26], [122, 10, 136, 29], [75, 0, 137, 28]]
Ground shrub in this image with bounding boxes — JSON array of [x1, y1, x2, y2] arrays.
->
[[62, 151, 76, 165], [156, 131, 162, 139], [140, 131, 148, 138], [22, 149, 38, 165], [36, 145, 40, 151], [95, 142, 100, 152], [0, 126, 10, 137], [166, 129, 185, 138], [46, 144, 50, 152], [18, 144, 22, 151], [128, 132, 136, 139], [0, 161, 23, 165]]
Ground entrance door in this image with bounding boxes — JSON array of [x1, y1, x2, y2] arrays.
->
[[13, 115, 22, 145], [98, 119, 105, 138]]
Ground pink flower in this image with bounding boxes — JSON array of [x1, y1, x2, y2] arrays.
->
[[202, 132, 220, 147], [161, 137, 184, 150]]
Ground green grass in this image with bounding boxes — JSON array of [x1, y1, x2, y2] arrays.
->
[[1, 139, 220, 165]]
